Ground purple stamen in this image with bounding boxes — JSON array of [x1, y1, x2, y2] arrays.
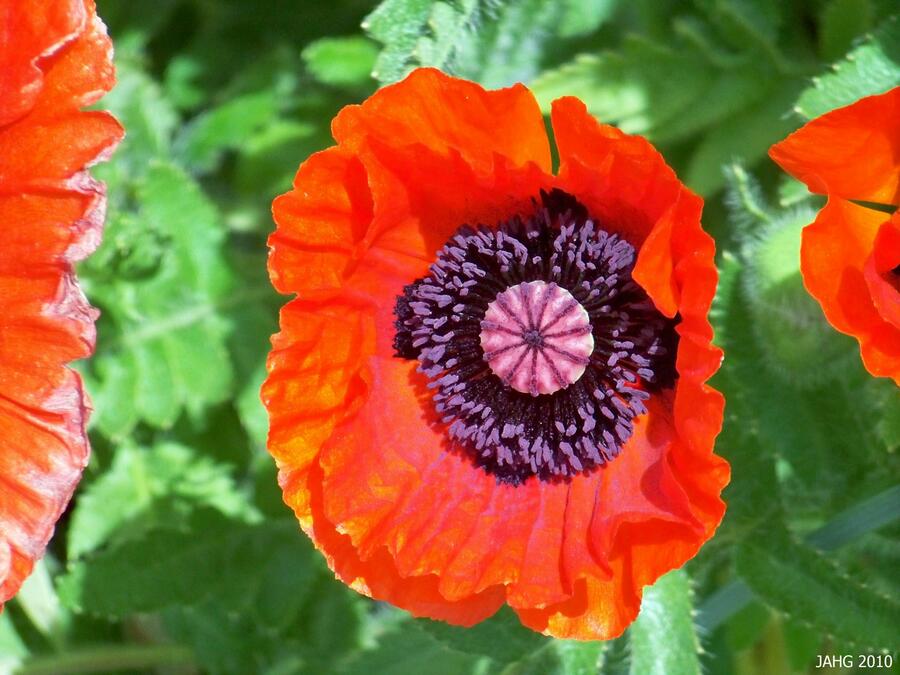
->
[[392, 189, 678, 484]]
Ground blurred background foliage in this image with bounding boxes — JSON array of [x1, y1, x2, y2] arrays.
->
[[3, 0, 900, 673]]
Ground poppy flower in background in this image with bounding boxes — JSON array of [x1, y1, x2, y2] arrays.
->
[[769, 87, 900, 385], [263, 68, 729, 640], [0, 0, 122, 608]]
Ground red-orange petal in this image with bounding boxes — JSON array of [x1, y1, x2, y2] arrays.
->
[[332, 68, 552, 176], [0, 0, 122, 608], [769, 87, 900, 206], [801, 199, 900, 384], [265, 69, 728, 640], [0, 0, 83, 126]]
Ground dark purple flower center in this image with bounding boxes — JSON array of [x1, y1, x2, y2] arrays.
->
[[393, 190, 678, 484]]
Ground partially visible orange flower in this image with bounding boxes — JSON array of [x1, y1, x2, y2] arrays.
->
[[0, 0, 122, 607], [263, 68, 729, 640], [770, 87, 900, 384]]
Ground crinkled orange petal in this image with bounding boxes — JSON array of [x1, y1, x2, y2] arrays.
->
[[550, 97, 686, 253], [268, 148, 373, 297], [769, 87, 900, 205], [265, 69, 728, 640], [0, 0, 122, 608], [332, 67, 551, 176], [802, 199, 900, 384], [0, 0, 84, 126], [263, 298, 503, 624]]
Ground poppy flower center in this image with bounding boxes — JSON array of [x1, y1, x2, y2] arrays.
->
[[393, 190, 678, 484], [480, 281, 594, 396]]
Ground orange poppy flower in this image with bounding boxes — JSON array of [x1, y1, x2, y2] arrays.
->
[[0, 0, 122, 607], [263, 68, 729, 640], [769, 87, 900, 384]]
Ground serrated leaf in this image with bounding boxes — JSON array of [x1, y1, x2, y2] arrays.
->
[[513, 640, 606, 675], [364, 0, 588, 87], [363, 0, 435, 82], [782, 617, 823, 671], [85, 162, 235, 437], [736, 527, 900, 649], [795, 15, 900, 118], [819, 0, 875, 60], [453, 0, 567, 87], [176, 92, 279, 172], [685, 78, 801, 194], [418, 606, 548, 664], [67, 442, 253, 560], [303, 36, 379, 88], [557, 0, 618, 38], [530, 40, 716, 138], [725, 600, 770, 652], [160, 539, 347, 675], [336, 620, 491, 675], [92, 52, 179, 181], [696, 0, 785, 55], [59, 513, 315, 619], [530, 19, 790, 194], [628, 569, 701, 675]]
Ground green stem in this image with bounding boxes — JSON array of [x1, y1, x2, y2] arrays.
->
[[15, 644, 195, 675]]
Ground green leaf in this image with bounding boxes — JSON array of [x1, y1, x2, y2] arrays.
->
[[175, 92, 280, 173], [364, 0, 594, 87], [695, 0, 785, 57], [13, 560, 66, 647], [628, 569, 702, 675], [556, 0, 619, 38], [336, 620, 491, 675], [530, 38, 722, 139], [363, 0, 436, 83], [0, 612, 27, 674], [725, 601, 770, 652], [59, 513, 315, 620], [92, 51, 179, 179], [416, 605, 605, 673], [509, 640, 606, 675], [819, 0, 875, 61], [736, 526, 900, 649], [698, 485, 900, 632], [685, 78, 802, 194], [451, 0, 565, 87], [84, 161, 235, 437], [530, 15, 803, 194], [795, 14, 900, 119], [303, 36, 379, 88], [418, 606, 548, 664], [782, 617, 823, 671], [67, 442, 254, 560]]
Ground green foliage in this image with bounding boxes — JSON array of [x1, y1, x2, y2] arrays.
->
[[303, 36, 380, 89], [796, 14, 900, 118], [59, 512, 312, 619], [364, 0, 618, 87], [66, 442, 253, 560], [7, 2, 900, 674], [531, 4, 812, 193], [340, 611, 604, 675], [628, 570, 702, 675], [83, 161, 235, 437], [419, 606, 550, 664], [737, 526, 900, 649]]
